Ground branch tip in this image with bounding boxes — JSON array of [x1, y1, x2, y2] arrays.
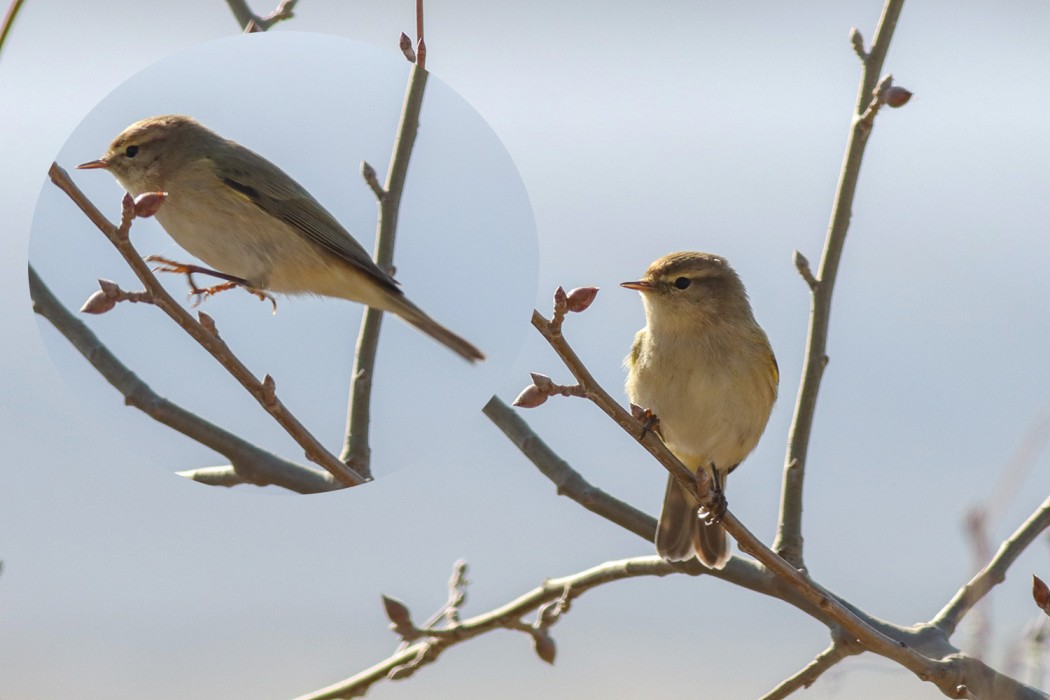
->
[[849, 27, 867, 60], [794, 250, 818, 291]]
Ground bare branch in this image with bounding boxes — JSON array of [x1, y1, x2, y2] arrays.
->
[[47, 163, 365, 487], [774, 0, 906, 569], [29, 264, 338, 493], [415, 0, 426, 69], [294, 557, 680, 700], [760, 636, 860, 700], [341, 60, 429, 477], [483, 395, 657, 541], [933, 494, 1050, 635], [225, 0, 297, 33]]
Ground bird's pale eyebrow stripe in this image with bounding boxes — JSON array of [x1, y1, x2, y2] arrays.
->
[[222, 177, 259, 200]]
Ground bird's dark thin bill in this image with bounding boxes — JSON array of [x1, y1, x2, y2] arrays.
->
[[76, 160, 109, 170], [621, 280, 653, 291]]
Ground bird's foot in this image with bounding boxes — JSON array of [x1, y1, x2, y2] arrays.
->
[[144, 255, 276, 312], [697, 466, 727, 526], [630, 403, 661, 440]]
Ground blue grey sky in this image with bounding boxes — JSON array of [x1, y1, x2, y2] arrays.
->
[[3, 2, 1050, 699]]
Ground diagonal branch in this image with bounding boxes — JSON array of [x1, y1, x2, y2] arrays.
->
[[760, 635, 860, 700], [932, 494, 1050, 636], [29, 264, 337, 493], [482, 395, 657, 541], [774, 0, 906, 569], [48, 163, 365, 487]]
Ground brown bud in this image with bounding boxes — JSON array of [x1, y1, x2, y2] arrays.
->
[[198, 311, 218, 336], [532, 631, 556, 665], [529, 373, 553, 391], [262, 374, 277, 405], [553, 286, 568, 308], [98, 278, 120, 296], [565, 286, 599, 313], [399, 32, 416, 62], [883, 86, 912, 108], [80, 290, 116, 315], [1034, 576, 1050, 615], [849, 27, 865, 56], [382, 595, 413, 627], [513, 384, 548, 409], [132, 191, 168, 218]]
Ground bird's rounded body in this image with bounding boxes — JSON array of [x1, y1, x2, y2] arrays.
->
[[79, 114, 482, 361], [623, 251, 777, 567]]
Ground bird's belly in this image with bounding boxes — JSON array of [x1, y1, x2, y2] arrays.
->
[[628, 354, 771, 472], [155, 195, 323, 290]]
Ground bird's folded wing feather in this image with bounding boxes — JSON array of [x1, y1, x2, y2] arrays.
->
[[210, 147, 401, 294]]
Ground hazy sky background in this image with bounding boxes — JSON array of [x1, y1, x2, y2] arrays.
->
[[3, 2, 1050, 699]]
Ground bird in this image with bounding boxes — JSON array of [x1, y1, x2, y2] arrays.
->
[[623, 251, 777, 568], [77, 114, 484, 363]]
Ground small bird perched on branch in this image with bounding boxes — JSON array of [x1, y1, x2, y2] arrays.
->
[[78, 114, 484, 363], [623, 251, 777, 568]]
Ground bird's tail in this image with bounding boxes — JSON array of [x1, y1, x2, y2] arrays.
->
[[656, 475, 729, 569], [388, 295, 485, 363]]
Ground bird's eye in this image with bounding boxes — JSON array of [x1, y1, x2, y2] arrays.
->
[[124, 145, 139, 158], [673, 277, 691, 290]]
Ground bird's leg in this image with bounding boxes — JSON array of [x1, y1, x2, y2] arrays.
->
[[697, 464, 728, 526], [144, 255, 277, 311], [629, 403, 662, 440]]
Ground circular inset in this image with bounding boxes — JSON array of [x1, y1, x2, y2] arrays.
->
[[29, 32, 538, 490]]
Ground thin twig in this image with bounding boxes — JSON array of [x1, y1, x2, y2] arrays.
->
[[225, 0, 297, 32], [29, 264, 338, 493], [341, 60, 429, 476], [48, 163, 365, 487], [933, 494, 1050, 635], [760, 636, 859, 700], [294, 557, 679, 700], [774, 0, 905, 569]]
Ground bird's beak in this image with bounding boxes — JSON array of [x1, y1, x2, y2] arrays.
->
[[620, 280, 653, 292], [76, 159, 109, 170]]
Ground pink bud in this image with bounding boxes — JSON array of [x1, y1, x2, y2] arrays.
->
[[133, 191, 168, 218], [513, 384, 548, 408], [1034, 576, 1050, 615], [533, 631, 556, 665], [399, 32, 416, 62], [565, 286, 599, 312], [80, 290, 116, 314], [883, 86, 912, 108], [382, 595, 413, 627]]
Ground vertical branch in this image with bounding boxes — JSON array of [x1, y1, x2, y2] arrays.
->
[[773, 0, 905, 568], [341, 60, 429, 476], [415, 0, 426, 69]]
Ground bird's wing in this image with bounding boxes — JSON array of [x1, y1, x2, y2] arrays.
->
[[209, 144, 401, 293]]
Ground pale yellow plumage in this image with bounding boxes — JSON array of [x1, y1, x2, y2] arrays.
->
[[77, 114, 483, 362], [623, 252, 777, 568]]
